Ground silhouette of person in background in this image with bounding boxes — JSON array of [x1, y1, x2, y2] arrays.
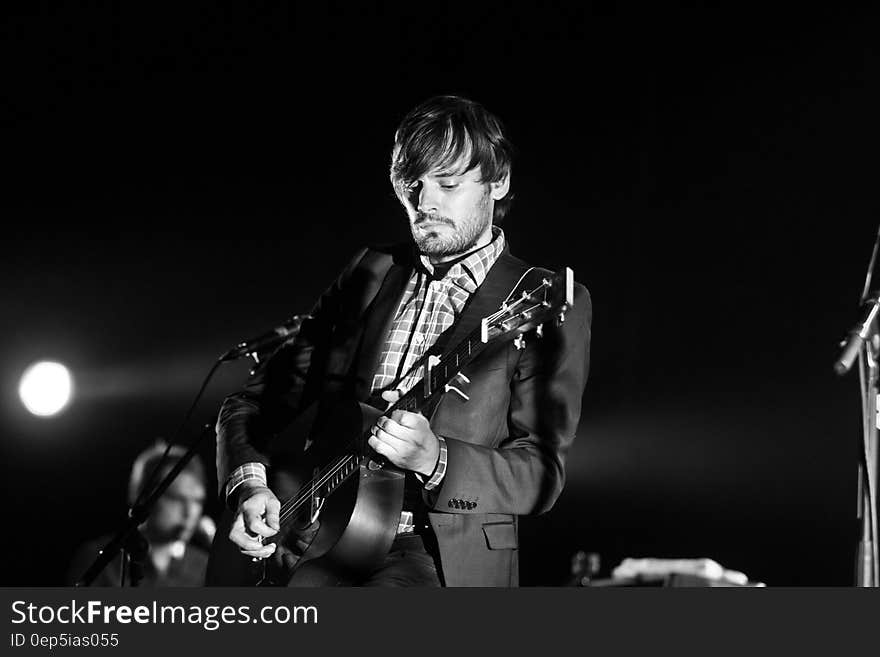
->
[[67, 441, 214, 586]]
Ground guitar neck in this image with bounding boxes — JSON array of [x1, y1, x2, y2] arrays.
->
[[276, 267, 571, 524], [390, 325, 487, 416]]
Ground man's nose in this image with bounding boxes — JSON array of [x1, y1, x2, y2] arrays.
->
[[417, 183, 440, 213]]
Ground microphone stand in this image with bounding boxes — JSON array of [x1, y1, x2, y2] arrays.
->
[[834, 224, 880, 587], [855, 341, 879, 587], [75, 315, 306, 586]]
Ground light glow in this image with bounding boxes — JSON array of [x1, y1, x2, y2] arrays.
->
[[19, 361, 73, 417]]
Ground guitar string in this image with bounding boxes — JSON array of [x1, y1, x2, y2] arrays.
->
[[275, 386, 429, 526], [273, 281, 552, 527], [275, 385, 428, 524], [273, 295, 551, 526], [274, 300, 548, 529], [275, 297, 549, 527]]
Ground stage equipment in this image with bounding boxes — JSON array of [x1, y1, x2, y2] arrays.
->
[[75, 315, 308, 586], [220, 315, 310, 363], [587, 557, 763, 587], [834, 223, 880, 587]]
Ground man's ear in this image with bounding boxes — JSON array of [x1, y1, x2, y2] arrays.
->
[[490, 172, 511, 201]]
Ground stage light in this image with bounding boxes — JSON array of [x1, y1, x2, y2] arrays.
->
[[18, 361, 74, 417]]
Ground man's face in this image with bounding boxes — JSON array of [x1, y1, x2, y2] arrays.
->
[[400, 165, 496, 260], [145, 471, 205, 544]]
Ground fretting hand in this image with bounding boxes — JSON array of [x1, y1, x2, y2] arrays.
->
[[368, 390, 440, 476]]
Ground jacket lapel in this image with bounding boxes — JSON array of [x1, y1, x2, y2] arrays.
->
[[350, 246, 414, 402]]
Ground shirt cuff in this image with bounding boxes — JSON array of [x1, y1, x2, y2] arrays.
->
[[420, 435, 447, 491], [225, 462, 267, 504]]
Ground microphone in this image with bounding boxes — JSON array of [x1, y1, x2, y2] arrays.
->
[[220, 315, 310, 362], [834, 294, 880, 375]]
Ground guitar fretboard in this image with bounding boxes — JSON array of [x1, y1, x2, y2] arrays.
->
[[277, 326, 489, 528], [276, 272, 562, 529], [392, 327, 487, 414]]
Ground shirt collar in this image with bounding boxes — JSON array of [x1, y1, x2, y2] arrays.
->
[[418, 226, 506, 294]]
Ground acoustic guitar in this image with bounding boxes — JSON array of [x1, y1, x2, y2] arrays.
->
[[205, 267, 574, 586]]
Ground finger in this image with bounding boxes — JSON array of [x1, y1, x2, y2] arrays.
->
[[229, 524, 268, 552], [265, 497, 281, 532], [242, 507, 277, 537], [371, 426, 408, 453], [241, 543, 277, 559], [368, 434, 403, 461], [377, 416, 418, 443], [392, 410, 424, 430], [367, 437, 397, 465], [240, 540, 275, 556], [377, 415, 407, 436], [241, 494, 280, 536], [381, 389, 402, 403], [234, 537, 268, 552]]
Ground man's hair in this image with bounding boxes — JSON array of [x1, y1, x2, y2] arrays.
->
[[127, 440, 206, 506], [390, 95, 515, 222]]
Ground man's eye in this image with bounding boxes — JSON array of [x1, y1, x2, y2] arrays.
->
[[440, 183, 459, 190]]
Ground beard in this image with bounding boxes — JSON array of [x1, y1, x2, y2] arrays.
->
[[410, 190, 492, 258]]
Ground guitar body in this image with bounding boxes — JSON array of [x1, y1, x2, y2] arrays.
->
[[205, 399, 405, 586]]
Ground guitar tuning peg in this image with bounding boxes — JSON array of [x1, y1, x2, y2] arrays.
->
[[536, 323, 544, 338], [514, 334, 526, 350], [444, 384, 470, 401], [557, 311, 566, 326]]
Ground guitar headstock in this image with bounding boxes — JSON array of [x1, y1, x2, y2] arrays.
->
[[480, 267, 574, 345]]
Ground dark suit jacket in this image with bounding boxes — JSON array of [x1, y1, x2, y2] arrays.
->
[[216, 241, 591, 586]]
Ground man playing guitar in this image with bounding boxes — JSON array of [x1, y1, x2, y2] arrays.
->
[[210, 95, 591, 586]]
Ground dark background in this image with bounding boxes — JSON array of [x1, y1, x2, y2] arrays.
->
[[2, 3, 877, 586]]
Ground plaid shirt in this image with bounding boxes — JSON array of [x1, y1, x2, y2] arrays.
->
[[371, 227, 506, 395], [226, 228, 506, 502]]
